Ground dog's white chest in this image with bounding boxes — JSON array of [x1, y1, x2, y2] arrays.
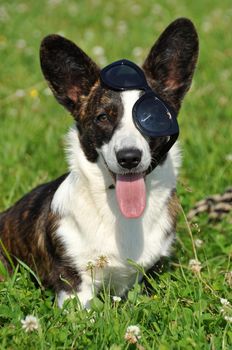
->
[[56, 212, 170, 298], [52, 171, 175, 299]]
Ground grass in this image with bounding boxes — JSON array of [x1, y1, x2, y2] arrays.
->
[[0, 0, 232, 349]]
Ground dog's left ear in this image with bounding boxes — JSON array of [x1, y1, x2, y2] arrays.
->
[[40, 35, 100, 114], [143, 18, 199, 108]]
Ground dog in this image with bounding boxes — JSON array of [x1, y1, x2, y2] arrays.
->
[[0, 18, 198, 308]]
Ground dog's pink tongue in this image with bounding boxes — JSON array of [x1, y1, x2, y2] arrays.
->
[[116, 174, 146, 218]]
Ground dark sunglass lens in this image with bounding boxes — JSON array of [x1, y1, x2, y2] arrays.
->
[[104, 65, 144, 88], [136, 96, 172, 134]]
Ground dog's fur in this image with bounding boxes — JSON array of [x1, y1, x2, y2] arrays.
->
[[0, 18, 198, 308]]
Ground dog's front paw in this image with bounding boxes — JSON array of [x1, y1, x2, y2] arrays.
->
[[57, 287, 93, 309]]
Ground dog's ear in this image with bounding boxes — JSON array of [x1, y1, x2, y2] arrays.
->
[[143, 18, 199, 108], [40, 35, 100, 113]]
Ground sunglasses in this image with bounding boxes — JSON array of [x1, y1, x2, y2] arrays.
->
[[100, 59, 179, 167]]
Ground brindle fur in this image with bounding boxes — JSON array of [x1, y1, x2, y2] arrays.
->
[[143, 18, 199, 110], [0, 174, 81, 291]]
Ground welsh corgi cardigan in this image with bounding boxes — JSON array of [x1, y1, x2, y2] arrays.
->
[[0, 18, 198, 308]]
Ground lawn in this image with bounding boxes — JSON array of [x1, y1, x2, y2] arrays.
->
[[0, 0, 232, 349]]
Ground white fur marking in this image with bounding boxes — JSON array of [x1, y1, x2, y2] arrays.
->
[[101, 90, 151, 174]]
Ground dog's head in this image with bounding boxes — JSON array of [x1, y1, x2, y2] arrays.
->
[[40, 18, 198, 218]]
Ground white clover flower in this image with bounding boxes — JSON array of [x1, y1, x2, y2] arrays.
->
[[224, 315, 232, 323], [131, 4, 141, 15], [219, 298, 232, 323], [194, 239, 204, 248], [112, 296, 121, 302], [16, 39, 26, 49], [117, 21, 127, 35], [189, 259, 202, 274], [21, 315, 39, 332], [202, 21, 212, 33], [92, 46, 107, 66], [220, 298, 230, 306], [92, 46, 105, 57], [124, 325, 141, 344], [152, 4, 163, 15], [68, 3, 79, 16], [132, 47, 143, 58], [15, 89, 26, 98]]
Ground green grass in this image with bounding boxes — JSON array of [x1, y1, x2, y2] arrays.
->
[[0, 0, 232, 349]]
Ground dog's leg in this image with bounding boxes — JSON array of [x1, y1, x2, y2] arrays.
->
[[57, 275, 96, 309], [57, 290, 76, 308]]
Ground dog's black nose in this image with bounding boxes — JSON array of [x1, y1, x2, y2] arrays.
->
[[116, 148, 142, 169]]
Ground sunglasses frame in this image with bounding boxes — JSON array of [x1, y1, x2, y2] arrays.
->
[[132, 91, 179, 137], [101, 59, 150, 91]]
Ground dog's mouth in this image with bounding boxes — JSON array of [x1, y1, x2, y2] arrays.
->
[[115, 173, 146, 219], [101, 155, 147, 219]]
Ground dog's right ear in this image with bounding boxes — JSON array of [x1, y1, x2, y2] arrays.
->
[[40, 35, 100, 113]]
